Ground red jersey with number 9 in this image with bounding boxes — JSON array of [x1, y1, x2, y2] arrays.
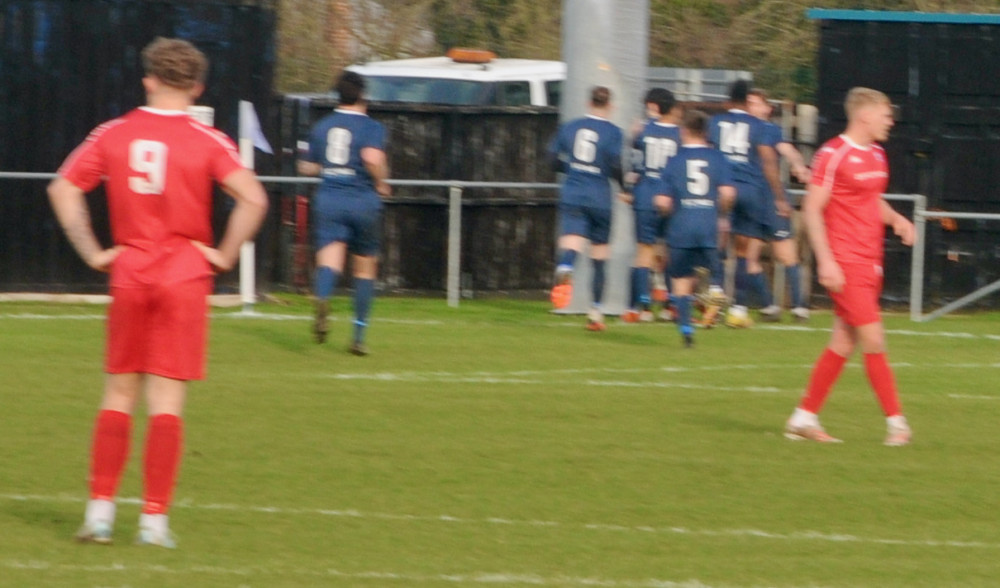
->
[[58, 107, 245, 287], [810, 134, 890, 265]]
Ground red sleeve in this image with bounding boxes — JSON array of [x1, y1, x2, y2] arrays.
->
[[58, 123, 116, 192], [809, 144, 840, 190], [203, 127, 246, 184]]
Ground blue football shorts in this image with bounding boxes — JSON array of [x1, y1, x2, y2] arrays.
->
[[668, 247, 718, 279], [730, 182, 772, 241], [634, 209, 669, 245], [314, 206, 382, 256], [559, 202, 612, 245]]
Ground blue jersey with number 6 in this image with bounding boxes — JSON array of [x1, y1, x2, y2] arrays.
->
[[658, 145, 733, 249], [708, 109, 769, 186], [548, 116, 624, 209], [306, 109, 386, 210]]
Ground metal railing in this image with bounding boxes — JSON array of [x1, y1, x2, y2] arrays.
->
[[6, 169, 999, 320], [259, 176, 561, 307]]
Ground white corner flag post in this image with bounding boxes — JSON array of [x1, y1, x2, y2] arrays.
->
[[237, 100, 274, 316]]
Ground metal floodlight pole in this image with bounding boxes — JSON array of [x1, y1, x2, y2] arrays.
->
[[447, 185, 463, 308], [910, 194, 928, 322], [558, 0, 649, 315]]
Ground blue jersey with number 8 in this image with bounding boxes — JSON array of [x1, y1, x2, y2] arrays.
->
[[306, 109, 386, 209]]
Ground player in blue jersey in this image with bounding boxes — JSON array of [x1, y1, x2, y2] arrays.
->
[[709, 80, 790, 328], [298, 71, 391, 355], [655, 110, 736, 347], [548, 86, 626, 331], [747, 88, 811, 322], [622, 88, 681, 323]]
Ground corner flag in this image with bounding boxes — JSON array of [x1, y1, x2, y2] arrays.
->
[[238, 100, 273, 154]]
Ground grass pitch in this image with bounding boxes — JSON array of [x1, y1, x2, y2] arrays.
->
[[2, 296, 999, 587]]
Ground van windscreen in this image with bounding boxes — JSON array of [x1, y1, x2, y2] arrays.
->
[[365, 77, 493, 105]]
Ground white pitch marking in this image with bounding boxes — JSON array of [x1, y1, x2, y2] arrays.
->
[[0, 312, 443, 325], [4, 311, 1000, 342], [584, 380, 781, 393], [0, 313, 105, 320], [760, 324, 1000, 341], [948, 394, 999, 400], [0, 559, 725, 588], [3, 493, 998, 551]]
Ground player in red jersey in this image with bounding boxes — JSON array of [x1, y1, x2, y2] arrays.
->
[[783, 87, 914, 446], [48, 38, 268, 546]]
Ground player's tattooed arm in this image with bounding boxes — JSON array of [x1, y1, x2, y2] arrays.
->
[[47, 177, 120, 272]]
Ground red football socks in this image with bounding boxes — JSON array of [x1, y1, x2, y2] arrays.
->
[[89, 410, 132, 500], [864, 352, 902, 417], [800, 348, 848, 414], [142, 414, 183, 515]]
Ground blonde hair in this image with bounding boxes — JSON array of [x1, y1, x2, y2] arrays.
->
[[844, 87, 890, 119], [141, 37, 208, 90]]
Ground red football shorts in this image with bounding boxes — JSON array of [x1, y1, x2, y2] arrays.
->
[[105, 278, 213, 381], [829, 262, 883, 327]]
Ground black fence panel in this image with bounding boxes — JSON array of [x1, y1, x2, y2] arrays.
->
[[0, 0, 277, 293], [274, 97, 561, 293], [812, 12, 1000, 307]]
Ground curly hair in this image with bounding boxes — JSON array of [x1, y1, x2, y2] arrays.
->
[[141, 37, 208, 90]]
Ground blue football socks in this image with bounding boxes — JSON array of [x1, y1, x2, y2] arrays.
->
[[786, 264, 803, 308], [635, 267, 651, 309], [749, 272, 773, 307], [734, 257, 749, 306], [556, 249, 578, 274], [591, 259, 606, 306], [314, 266, 340, 300], [353, 278, 375, 343], [677, 294, 693, 334]]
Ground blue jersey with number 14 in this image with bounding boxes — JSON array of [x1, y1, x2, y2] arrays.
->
[[306, 109, 386, 210], [548, 115, 624, 209], [658, 145, 733, 249], [708, 109, 769, 186]]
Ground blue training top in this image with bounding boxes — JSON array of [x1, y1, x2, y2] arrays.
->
[[305, 109, 387, 210], [708, 109, 771, 187], [631, 120, 681, 211], [548, 115, 624, 210], [657, 144, 734, 249]]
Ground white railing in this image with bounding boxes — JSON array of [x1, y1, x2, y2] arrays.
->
[[5, 169, 999, 321]]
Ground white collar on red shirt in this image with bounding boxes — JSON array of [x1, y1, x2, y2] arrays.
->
[[139, 106, 189, 116], [839, 134, 874, 151]]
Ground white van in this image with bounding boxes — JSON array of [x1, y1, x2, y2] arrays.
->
[[345, 49, 565, 107]]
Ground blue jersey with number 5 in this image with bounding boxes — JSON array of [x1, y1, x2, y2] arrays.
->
[[708, 109, 769, 186], [548, 116, 624, 209], [306, 109, 386, 209], [658, 145, 733, 249]]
